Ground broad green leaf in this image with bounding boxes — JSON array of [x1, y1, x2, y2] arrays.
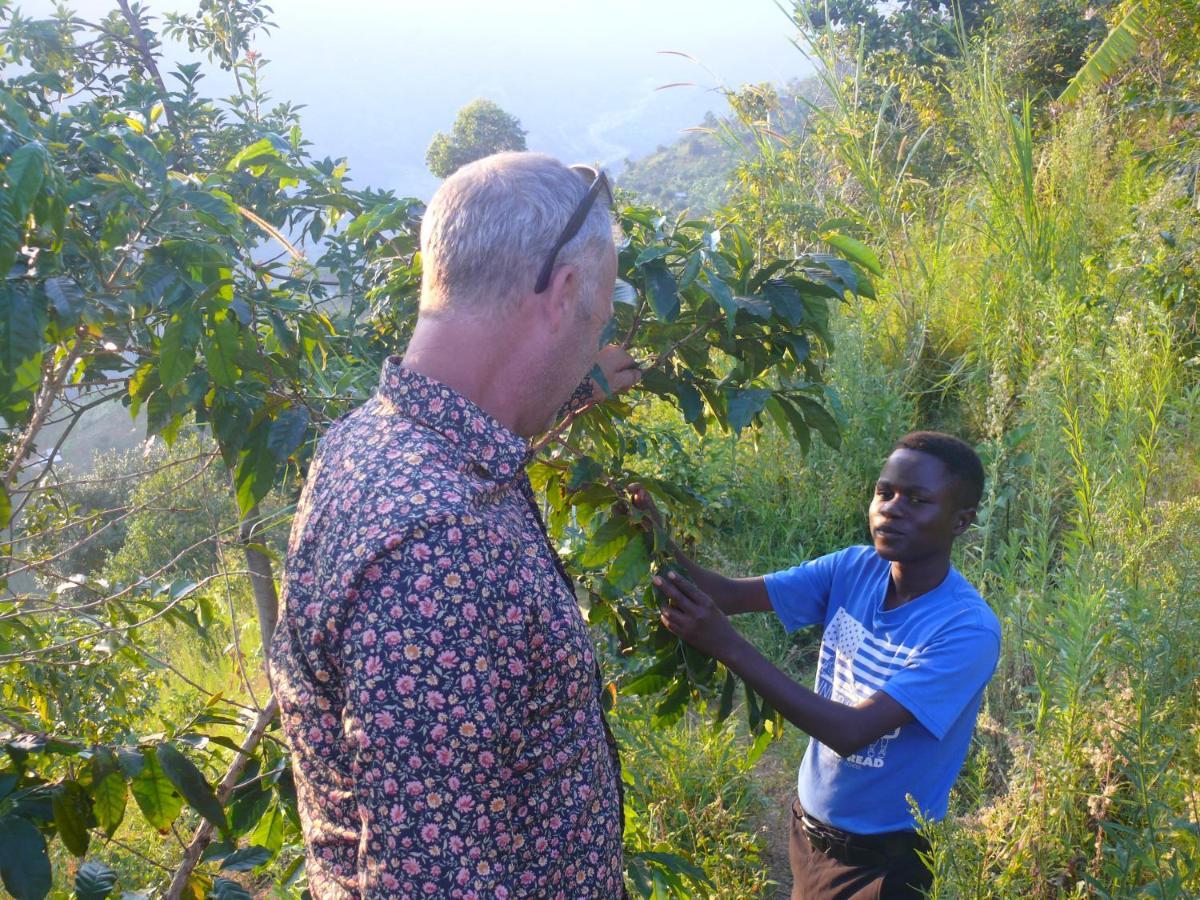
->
[[235, 437, 277, 516], [0, 484, 10, 530], [219, 844, 272, 872], [792, 395, 841, 449], [674, 380, 704, 425], [211, 877, 252, 900], [1059, 2, 1151, 105], [267, 407, 309, 463], [226, 138, 282, 172], [566, 455, 604, 492], [701, 272, 737, 333], [607, 532, 651, 596], [654, 677, 691, 726], [247, 800, 283, 854], [92, 772, 127, 838], [633, 245, 673, 266], [716, 668, 737, 723], [74, 860, 117, 900], [642, 261, 679, 323], [156, 742, 228, 835], [0, 814, 51, 900], [0, 285, 44, 417], [726, 388, 772, 434], [678, 250, 703, 290], [759, 281, 805, 326], [44, 277, 85, 322], [130, 749, 183, 832], [205, 311, 241, 388], [180, 189, 238, 224], [159, 316, 197, 391], [579, 518, 633, 568], [821, 231, 882, 276], [3, 141, 48, 220], [51, 779, 96, 857]]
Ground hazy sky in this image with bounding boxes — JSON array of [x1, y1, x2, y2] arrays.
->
[[29, 1, 812, 197]]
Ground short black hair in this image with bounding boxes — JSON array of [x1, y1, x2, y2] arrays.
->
[[893, 431, 985, 508]]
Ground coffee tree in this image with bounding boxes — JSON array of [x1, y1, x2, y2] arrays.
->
[[0, 3, 874, 896]]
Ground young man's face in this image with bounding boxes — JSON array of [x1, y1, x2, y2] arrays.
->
[[868, 448, 975, 564]]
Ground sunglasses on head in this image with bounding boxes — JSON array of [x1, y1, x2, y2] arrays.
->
[[533, 164, 614, 295]]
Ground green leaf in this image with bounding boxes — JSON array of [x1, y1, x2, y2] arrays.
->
[[159, 316, 197, 391], [0, 285, 45, 417], [566, 455, 604, 492], [760, 281, 805, 326], [235, 432, 277, 516], [674, 380, 704, 425], [3, 142, 48, 220], [726, 388, 772, 434], [642, 261, 679, 323], [678, 250, 703, 290], [74, 860, 117, 900], [211, 877, 253, 900], [157, 743, 228, 835], [226, 138, 283, 172], [180, 190, 238, 225], [792, 395, 841, 449], [716, 667, 737, 723], [579, 517, 633, 568], [130, 748, 183, 832], [267, 407, 309, 463], [51, 780, 96, 857], [0, 814, 52, 900], [0, 484, 10, 530], [1059, 2, 1151, 105], [607, 533, 651, 596], [247, 800, 283, 854], [44, 277, 85, 322], [219, 845, 272, 872], [92, 772, 127, 839], [205, 312, 241, 388], [633, 245, 673, 266], [821, 231, 882, 276], [701, 272, 737, 333], [744, 728, 773, 766]]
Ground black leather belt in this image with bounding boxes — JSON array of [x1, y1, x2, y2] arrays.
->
[[792, 800, 927, 870]]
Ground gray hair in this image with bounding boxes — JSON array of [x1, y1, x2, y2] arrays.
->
[[419, 151, 614, 318]]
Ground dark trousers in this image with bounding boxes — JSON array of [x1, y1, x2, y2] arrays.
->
[[789, 801, 933, 899]]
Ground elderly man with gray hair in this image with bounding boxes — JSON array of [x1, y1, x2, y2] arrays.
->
[[271, 152, 640, 898]]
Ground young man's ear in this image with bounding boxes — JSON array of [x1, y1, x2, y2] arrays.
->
[[952, 507, 977, 537]]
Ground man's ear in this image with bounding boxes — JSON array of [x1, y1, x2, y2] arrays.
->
[[952, 506, 977, 537], [538, 263, 576, 334]]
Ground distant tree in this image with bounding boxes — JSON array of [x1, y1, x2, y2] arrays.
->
[[425, 98, 527, 178]]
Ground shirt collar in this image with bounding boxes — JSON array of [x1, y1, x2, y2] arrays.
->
[[376, 356, 530, 482]]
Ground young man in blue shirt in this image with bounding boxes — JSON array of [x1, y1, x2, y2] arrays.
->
[[642, 431, 1001, 899]]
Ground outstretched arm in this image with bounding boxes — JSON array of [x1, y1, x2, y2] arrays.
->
[[654, 571, 913, 757], [629, 485, 771, 615]]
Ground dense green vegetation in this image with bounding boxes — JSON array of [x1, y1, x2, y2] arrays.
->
[[2, 0, 1199, 897]]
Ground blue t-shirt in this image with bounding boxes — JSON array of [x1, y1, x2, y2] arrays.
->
[[764, 545, 1000, 834]]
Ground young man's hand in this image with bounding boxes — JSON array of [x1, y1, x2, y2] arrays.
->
[[591, 344, 641, 401], [627, 483, 663, 529], [654, 570, 742, 662]]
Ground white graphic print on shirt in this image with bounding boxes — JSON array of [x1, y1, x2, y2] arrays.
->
[[816, 607, 917, 768]]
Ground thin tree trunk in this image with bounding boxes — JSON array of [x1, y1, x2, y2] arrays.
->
[[162, 697, 279, 900], [239, 503, 279, 660], [165, 499, 283, 897]]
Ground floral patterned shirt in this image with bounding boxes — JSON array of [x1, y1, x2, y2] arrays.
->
[[270, 359, 624, 899]]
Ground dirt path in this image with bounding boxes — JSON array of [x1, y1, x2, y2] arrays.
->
[[751, 731, 807, 898]]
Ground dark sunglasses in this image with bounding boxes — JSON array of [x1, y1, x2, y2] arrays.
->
[[533, 164, 613, 294]]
